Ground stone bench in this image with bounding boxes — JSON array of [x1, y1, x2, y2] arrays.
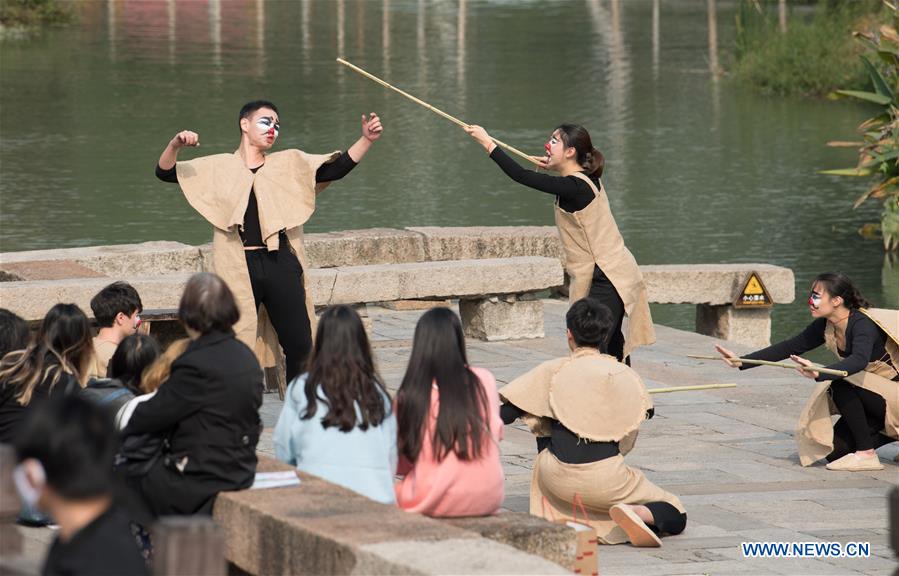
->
[[213, 455, 573, 575], [641, 264, 794, 347], [0, 227, 795, 345], [0, 256, 564, 342]]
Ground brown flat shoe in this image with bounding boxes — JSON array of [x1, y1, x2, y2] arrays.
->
[[609, 504, 662, 548], [825, 453, 884, 472]]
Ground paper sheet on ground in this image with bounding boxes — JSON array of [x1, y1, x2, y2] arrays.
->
[[251, 471, 301, 490]]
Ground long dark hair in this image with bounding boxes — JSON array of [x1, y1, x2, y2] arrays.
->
[[0, 309, 30, 360], [302, 305, 389, 432], [107, 334, 160, 393], [0, 304, 93, 405], [555, 123, 604, 178], [813, 272, 872, 310], [396, 308, 490, 463]]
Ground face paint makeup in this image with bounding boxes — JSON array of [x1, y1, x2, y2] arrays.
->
[[256, 117, 280, 139], [545, 136, 559, 156], [133, 315, 141, 330], [808, 291, 822, 310]]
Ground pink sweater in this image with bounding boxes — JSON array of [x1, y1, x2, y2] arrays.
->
[[395, 367, 505, 517]]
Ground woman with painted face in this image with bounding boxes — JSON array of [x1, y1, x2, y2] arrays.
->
[[716, 272, 898, 472], [155, 101, 383, 383], [464, 124, 654, 363]]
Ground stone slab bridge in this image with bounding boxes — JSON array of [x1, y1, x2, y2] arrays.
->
[[0, 226, 794, 349]]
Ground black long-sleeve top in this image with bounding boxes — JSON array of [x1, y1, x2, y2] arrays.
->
[[156, 152, 357, 247], [489, 147, 598, 213], [741, 311, 896, 382]]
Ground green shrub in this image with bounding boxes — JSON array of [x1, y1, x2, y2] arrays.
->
[[0, 0, 74, 28], [732, 0, 884, 96]]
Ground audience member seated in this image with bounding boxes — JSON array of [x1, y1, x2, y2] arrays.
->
[[116, 338, 189, 430], [0, 308, 30, 361], [81, 334, 160, 425], [89, 282, 143, 379], [122, 273, 263, 517], [274, 305, 397, 504], [395, 308, 504, 517], [0, 304, 93, 444], [14, 394, 148, 575]]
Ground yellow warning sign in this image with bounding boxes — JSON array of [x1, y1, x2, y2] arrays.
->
[[743, 276, 764, 295], [734, 272, 773, 308]]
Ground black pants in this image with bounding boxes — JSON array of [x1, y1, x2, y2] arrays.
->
[[645, 502, 687, 536], [587, 266, 627, 364], [826, 379, 892, 460], [245, 241, 311, 383]]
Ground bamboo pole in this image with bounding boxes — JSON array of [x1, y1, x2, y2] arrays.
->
[[648, 383, 736, 394], [336, 58, 542, 166], [687, 355, 849, 378]]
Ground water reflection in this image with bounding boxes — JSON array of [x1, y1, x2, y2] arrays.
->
[[167, 0, 175, 66], [0, 0, 889, 342], [707, 0, 720, 76], [209, 0, 222, 76], [586, 0, 630, 186], [382, 0, 391, 78], [652, 0, 659, 80]]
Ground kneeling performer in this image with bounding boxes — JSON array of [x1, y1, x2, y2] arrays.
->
[[499, 298, 686, 547]]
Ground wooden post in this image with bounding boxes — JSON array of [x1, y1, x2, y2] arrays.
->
[[0, 444, 23, 560], [890, 487, 898, 564], [152, 516, 226, 576], [264, 355, 287, 400]]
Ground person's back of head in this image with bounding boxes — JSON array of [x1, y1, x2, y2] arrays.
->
[[0, 303, 94, 405], [107, 334, 160, 392], [302, 305, 388, 432], [178, 273, 240, 336], [14, 394, 116, 509], [141, 338, 190, 393], [554, 123, 604, 178], [566, 298, 614, 352], [397, 307, 489, 464], [0, 308, 30, 361], [90, 281, 143, 330]]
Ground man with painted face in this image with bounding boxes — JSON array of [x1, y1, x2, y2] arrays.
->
[[155, 101, 383, 383]]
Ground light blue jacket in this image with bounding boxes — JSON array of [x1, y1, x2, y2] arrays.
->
[[273, 374, 397, 504]]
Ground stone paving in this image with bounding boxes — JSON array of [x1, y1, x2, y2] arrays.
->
[[256, 299, 898, 576]]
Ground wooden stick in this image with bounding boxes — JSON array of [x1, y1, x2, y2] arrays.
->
[[336, 58, 542, 166], [648, 383, 737, 394], [687, 355, 849, 377]]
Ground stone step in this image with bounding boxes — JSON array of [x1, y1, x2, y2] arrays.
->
[[213, 455, 572, 575]]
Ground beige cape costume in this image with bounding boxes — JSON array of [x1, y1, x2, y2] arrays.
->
[[796, 307, 899, 466], [176, 149, 339, 367], [499, 347, 685, 544], [555, 173, 655, 358]]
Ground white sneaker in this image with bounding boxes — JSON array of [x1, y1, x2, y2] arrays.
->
[[825, 452, 884, 471]]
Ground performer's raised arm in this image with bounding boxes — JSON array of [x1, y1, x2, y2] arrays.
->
[[316, 113, 383, 183], [155, 130, 199, 183]]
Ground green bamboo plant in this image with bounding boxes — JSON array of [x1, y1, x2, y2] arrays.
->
[[823, 1, 899, 251]]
